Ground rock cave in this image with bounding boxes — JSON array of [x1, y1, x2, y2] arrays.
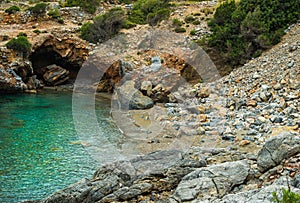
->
[[30, 45, 81, 85]]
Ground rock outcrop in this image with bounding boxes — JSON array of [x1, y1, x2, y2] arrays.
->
[[0, 66, 26, 92], [0, 33, 90, 92], [42, 64, 70, 86]]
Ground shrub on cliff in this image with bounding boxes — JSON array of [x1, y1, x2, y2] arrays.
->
[[80, 8, 125, 43], [6, 36, 32, 57], [207, 0, 300, 66], [65, 0, 99, 14], [28, 2, 48, 17], [129, 0, 171, 26], [48, 9, 64, 24], [5, 5, 20, 14]]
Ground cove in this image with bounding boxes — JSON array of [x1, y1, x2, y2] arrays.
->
[[0, 91, 120, 202]]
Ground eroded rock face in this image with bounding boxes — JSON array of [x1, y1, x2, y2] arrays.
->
[[0, 34, 90, 92], [95, 53, 202, 103], [31, 34, 89, 80], [0, 66, 27, 92], [9, 59, 33, 82]]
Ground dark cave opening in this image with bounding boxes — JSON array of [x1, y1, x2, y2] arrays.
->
[[30, 46, 80, 83]]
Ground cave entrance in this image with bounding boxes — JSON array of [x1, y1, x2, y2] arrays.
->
[[30, 46, 80, 83]]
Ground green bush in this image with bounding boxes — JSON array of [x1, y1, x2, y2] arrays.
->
[[174, 26, 186, 33], [33, 29, 41, 34], [147, 8, 170, 26], [48, 9, 64, 24], [207, 0, 300, 66], [172, 18, 183, 26], [272, 188, 300, 203], [57, 17, 64, 24], [5, 5, 20, 14], [122, 19, 136, 29], [190, 29, 196, 35], [65, 0, 99, 14], [80, 8, 125, 43], [128, 0, 171, 25], [29, 2, 48, 17], [6, 36, 32, 57]]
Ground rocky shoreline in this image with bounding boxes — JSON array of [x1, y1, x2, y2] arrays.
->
[[0, 1, 299, 202]]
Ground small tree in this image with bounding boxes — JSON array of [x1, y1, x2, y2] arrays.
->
[[6, 36, 32, 58], [29, 2, 48, 18], [5, 5, 20, 14]]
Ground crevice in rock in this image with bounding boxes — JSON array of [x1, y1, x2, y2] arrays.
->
[[265, 146, 278, 166], [211, 178, 220, 196]]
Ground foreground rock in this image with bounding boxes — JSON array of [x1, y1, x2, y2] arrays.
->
[[42, 149, 204, 203], [39, 129, 300, 203], [171, 160, 250, 202]]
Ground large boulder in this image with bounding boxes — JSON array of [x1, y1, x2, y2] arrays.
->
[[171, 160, 250, 202], [257, 132, 300, 173], [114, 80, 153, 110], [9, 59, 33, 82], [43, 64, 70, 86]]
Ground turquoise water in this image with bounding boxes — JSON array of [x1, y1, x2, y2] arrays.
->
[[0, 91, 119, 202]]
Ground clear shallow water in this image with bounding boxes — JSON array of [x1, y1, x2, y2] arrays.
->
[[0, 91, 119, 202]]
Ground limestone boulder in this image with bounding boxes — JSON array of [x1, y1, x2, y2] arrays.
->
[[114, 80, 153, 110]]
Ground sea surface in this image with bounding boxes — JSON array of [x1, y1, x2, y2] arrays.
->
[[0, 91, 120, 202]]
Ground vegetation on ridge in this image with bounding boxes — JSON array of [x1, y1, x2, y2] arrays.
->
[[206, 0, 300, 66], [80, 7, 125, 43]]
